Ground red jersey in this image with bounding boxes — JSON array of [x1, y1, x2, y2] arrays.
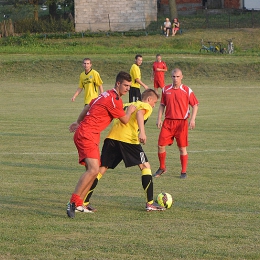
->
[[76, 89, 125, 145], [161, 84, 199, 120], [153, 60, 167, 83]]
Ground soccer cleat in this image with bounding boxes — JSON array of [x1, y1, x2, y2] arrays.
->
[[85, 204, 97, 212], [146, 202, 166, 212], [75, 205, 94, 213], [180, 173, 187, 179], [67, 202, 76, 218], [153, 168, 167, 178]]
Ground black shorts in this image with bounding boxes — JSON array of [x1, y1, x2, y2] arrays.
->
[[101, 138, 148, 169], [129, 87, 141, 102]]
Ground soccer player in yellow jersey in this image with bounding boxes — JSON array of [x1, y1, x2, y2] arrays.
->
[[71, 58, 104, 105], [129, 54, 149, 102], [81, 89, 165, 212]]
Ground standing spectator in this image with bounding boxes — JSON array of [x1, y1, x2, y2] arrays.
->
[[153, 68, 199, 179], [67, 71, 136, 218], [71, 58, 104, 105], [129, 54, 149, 102], [163, 18, 171, 37], [172, 18, 180, 36], [151, 54, 168, 94]]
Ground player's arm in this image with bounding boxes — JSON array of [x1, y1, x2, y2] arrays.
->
[[118, 104, 136, 124], [71, 88, 83, 101], [189, 104, 198, 130], [150, 68, 154, 81], [69, 105, 90, 132], [135, 78, 149, 90], [136, 109, 146, 144], [98, 85, 104, 93], [157, 66, 167, 72], [156, 104, 165, 129]]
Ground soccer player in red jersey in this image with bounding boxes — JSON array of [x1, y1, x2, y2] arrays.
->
[[154, 68, 199, 179], [151, 54, 168, 94], [67, 71, 136, 218]]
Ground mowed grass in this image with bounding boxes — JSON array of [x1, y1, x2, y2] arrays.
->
[[0, 30, 260, 259]]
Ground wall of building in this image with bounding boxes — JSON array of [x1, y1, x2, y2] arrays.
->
[[224, 0, 241, 9], [160, 0, 244, 13], [160, 0, 202, 14], [75, 0, 157, 32]]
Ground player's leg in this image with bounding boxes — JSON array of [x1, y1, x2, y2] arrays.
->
[[82, 171, 104, 212], [176, 120, 188, 179], [67, 157, 100, 218], [139, 163, 153, 203], [154, 119, 174, 177], [82, 139, 123, 210], [129, 87, 141, 102], [179, 147, 188, 179], [129, 87, 134, 102], [139, 163, 165, 211], [154, 79, 159, 95]]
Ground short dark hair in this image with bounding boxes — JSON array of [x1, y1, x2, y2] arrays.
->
[[116, 71, 132, 83], [141, 89, 160, 100], [135, 54, 142, 60], [83, 58, 91, 63]]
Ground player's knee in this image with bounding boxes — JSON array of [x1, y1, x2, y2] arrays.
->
[[158, 145, 165, 153], [141, 168, 152, 176]]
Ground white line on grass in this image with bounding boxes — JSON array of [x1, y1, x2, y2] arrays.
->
[[0, 147, 259, 155]]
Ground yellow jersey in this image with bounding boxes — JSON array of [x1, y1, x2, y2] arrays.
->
[[79, 69, 103, 104], [107, 101, 153, 144], [130, 64, 141, 89]]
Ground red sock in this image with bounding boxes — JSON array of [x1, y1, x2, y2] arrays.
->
[[70, 193, 83, 207], [158, 152, 166, 169], [180, 154, 188, 173]]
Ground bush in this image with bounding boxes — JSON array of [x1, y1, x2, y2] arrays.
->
[[14, 16, 74, 33]]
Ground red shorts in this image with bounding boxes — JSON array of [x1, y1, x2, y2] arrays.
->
[[154, 78, 164, 89], [158, 119, 188, 147], [74, 130, 100, 165]]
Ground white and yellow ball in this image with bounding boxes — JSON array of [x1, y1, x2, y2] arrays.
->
[[157, 192, 173, 209]]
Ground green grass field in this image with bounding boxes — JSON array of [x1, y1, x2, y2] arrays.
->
[[0, 28, 260, 259]]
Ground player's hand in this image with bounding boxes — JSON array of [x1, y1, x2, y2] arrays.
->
[[138, 133, 147, 145], [127, 104, 136, 114], [71, 97, 76, 102], [189, 120, 196, 130], [69, 122, 79, 132], [156, 121, 163, 129]]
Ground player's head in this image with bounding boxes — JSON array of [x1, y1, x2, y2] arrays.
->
[[156, 54, 161, 62], [115, 71, 131, 83], [141, 89, 159, 108], [135, 54, 143, 66], [115, 71, 132, 97], [82, 58, 92, 70], [171, 68, 183, 87]]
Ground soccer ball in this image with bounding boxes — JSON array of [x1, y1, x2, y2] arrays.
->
[[156, 192, 173, 209]]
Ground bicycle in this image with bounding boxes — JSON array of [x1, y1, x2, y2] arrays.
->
[[215, 42, 226, 54], [199, 39, 216, 53], [227, 38, 234, 54]]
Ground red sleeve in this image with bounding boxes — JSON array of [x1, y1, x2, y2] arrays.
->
[[189, 92, 199, 107], [107, 94, 125, 119]]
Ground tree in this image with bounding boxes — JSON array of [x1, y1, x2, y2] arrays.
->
[[168, 0, 178, 21], [29, 0, 39, 21]]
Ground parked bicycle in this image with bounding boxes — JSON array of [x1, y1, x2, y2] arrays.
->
[[200, 39, 234, 54], [215, 42, 226, 54], [199, 39, 216, 53], [227, 38, 234, 54]]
